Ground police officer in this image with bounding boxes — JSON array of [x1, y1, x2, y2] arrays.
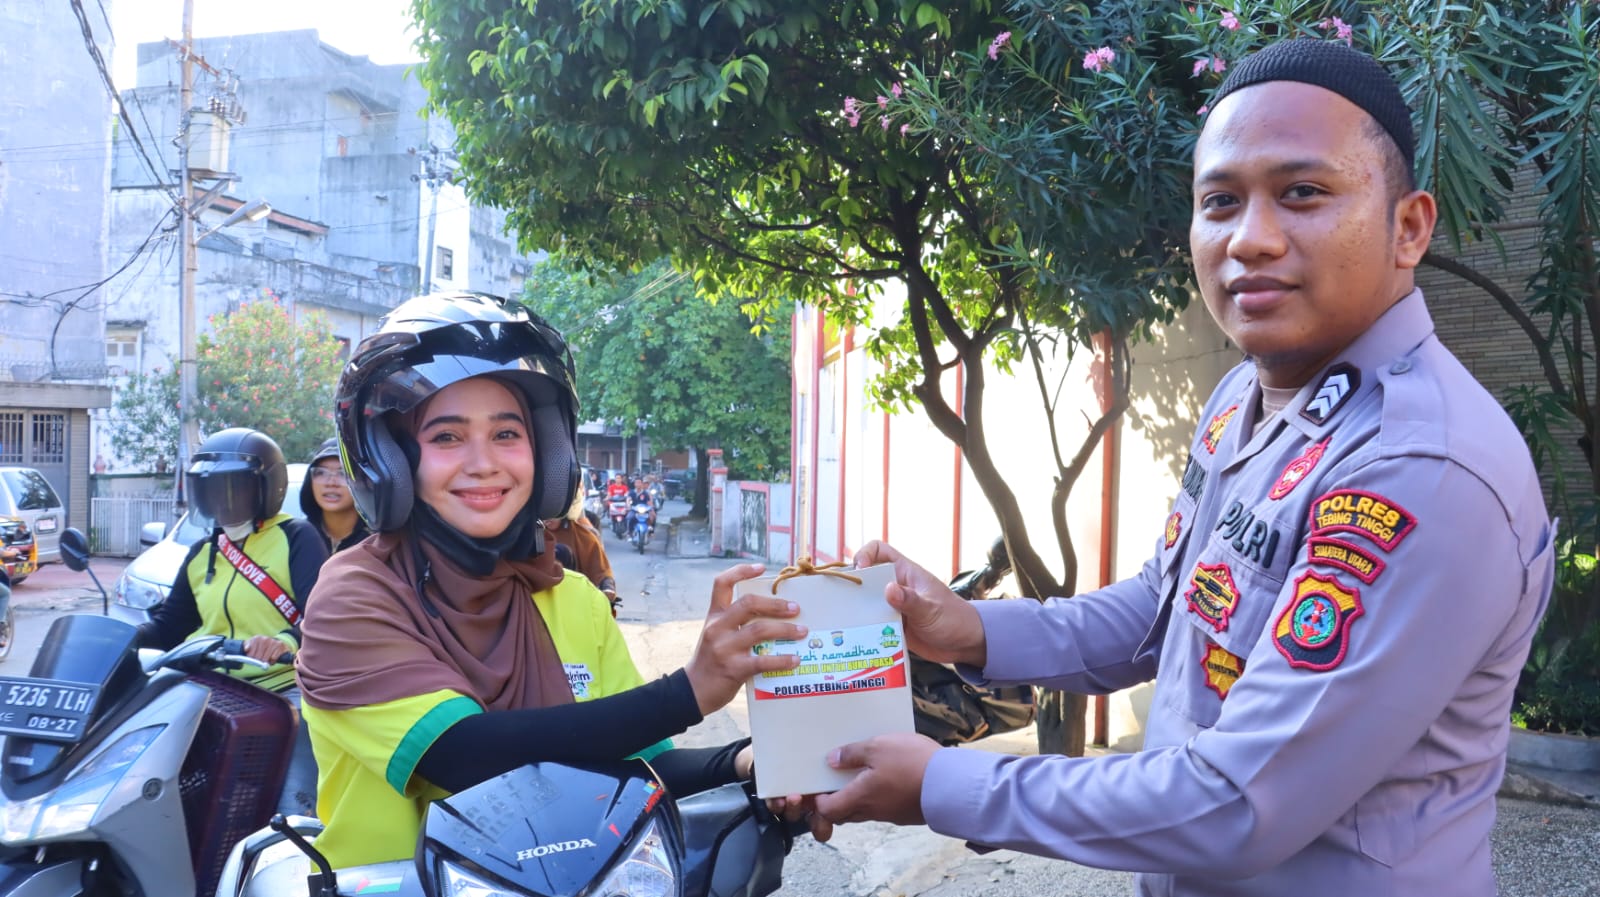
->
[[137, 426, 328, 816], [799, 39, 1557, 896]]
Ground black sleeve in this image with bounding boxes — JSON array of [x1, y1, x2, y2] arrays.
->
[[647, 739, 749, 797], [279, 519, 330, 644], [415, 669, 704, 793], [136, 538, 209, 650]]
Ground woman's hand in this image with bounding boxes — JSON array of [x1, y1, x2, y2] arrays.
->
[[242, 635, 294, 665], [684, 564, 806, 717]]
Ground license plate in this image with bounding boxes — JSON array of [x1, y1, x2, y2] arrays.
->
[[33, 517, 56, 534], [0, 677, 101, 744]]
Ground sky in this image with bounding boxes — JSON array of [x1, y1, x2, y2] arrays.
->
[[108, 0, 422, 87]]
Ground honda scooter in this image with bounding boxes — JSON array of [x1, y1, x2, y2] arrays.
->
[[608, 493, 631, 538], [219, 759, 801, 897], [629, 499, 653, 553], [0, 528, 296, 897]]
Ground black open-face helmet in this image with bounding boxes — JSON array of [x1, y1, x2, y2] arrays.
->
[[187, 427, 289, 529], [334, 292, 579, 533]]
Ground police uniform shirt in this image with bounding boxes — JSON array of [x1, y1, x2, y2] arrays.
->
[[921, 290, 1557, 896]]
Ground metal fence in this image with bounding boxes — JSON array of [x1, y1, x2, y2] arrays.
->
[[90, 497, 176, 557]]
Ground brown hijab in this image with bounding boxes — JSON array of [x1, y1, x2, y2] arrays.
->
[[297, 530, 574, 711]]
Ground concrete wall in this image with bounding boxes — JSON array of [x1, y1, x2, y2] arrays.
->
[[0, 0, 113, 381]]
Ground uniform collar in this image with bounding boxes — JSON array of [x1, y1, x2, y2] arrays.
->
[[1227, 289, 1434, 458]]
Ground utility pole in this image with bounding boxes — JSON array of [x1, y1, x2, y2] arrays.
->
[[175, 0, 196, 510], [412, 140, 456, 292]]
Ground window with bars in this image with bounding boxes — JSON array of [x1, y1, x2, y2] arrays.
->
[[106, 332, 140, 377], [31, 414, 65, 465], [0, 413, 22, 464]]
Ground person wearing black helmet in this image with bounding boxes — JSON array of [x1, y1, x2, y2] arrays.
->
[[299, 437, 371, 556], [295, 292, 804, 869], [135, 425, 329, 816]]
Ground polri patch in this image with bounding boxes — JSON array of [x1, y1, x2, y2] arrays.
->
[[1308, 489, 1416, 551], [1306, 536, 1385, 584], [1165, 512, 1183, 549], [1273, 571, 1364, 672], [1215, 500, 1282, 568], [1269, 437, 1329, 501], [1301, 363, 1359, 425], [1201, 644, 1244, 700], [1185, 562, 1241, 632], [1181, 455, 1207, 502], [1202, 405, 1238, 454]]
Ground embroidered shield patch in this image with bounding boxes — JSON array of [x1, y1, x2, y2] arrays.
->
[[1308, 489, 1416, 551], [1269, 437, 1329, 500], [1165, 512, 1183, 548], [1202, 405, 1238, 454], [1186, 562, 1240, 632], [1274, 571, 1364, 672], [1201, 644, 1244, 700]]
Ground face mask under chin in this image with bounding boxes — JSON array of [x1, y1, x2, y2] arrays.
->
[[222, 521, 255, 542]]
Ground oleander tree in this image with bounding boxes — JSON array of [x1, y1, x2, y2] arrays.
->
[[194, 291, 346, 461]]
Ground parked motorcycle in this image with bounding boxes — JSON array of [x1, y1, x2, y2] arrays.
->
[[0, 519, 32, 664], [909, 536, 1037, 745], [0, 529, 297, 897], [608, 493, 631, 538], [629, 500, 653, 553], [218, 759, 801, 897]]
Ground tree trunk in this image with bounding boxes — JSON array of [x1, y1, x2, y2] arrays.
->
[[1034, 689, 1088, 756], [691, 445, 710, 518]]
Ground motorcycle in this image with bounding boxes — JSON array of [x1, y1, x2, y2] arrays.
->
[[909, 536, 1038, 746], [0, 528, 297, 897], [0, 519, 34, 664], [608, 493, 631, 538], [629, 500, 653, 553], [583, 488, 606, 531], [218, 759, 801, 897]]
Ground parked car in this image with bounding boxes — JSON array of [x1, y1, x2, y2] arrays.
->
[[0, 466, 66, 565], [109, 463, 307, 626]]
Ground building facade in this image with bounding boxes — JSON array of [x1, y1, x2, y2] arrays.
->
[[0, 0, 116, 526], [98, 29, 540, 471]]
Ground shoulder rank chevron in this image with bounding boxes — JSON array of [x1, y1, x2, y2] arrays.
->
[[1300, 363, 1359, 425]]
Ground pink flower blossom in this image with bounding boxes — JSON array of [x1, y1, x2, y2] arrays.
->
[[881, 116, 890, 131], [988, 31, 1012, 60], [1211, 57, 1226, 73], [1192, 58, 1209, 77], [844, 96, 857, 115], [900, 123, 910, 136], [1083, 46, 1116, 72], [1198, 104, 1209, 115], [876, 95, 888, 110], [891, 82, 902, 98], [1220, 10, 1239, 30], [1333, 17, 1353, 43]]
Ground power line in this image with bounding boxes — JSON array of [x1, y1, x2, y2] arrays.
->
[[67, 0, 174, 203]]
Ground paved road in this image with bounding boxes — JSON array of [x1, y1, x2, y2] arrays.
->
[[610, 509, 1600, 897]]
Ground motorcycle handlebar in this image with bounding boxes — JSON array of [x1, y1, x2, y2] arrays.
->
[[219, 639, 297, 668]]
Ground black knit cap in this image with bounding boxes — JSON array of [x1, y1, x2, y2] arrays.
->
[[1211, 38, 1414, 173]]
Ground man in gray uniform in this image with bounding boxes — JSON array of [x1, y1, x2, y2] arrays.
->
[[801, 38, 1557, 896]]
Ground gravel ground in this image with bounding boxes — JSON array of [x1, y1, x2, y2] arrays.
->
[[1492, 798, 1600, 897]]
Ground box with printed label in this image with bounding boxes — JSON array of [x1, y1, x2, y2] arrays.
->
[[740, 562, 912, 797]]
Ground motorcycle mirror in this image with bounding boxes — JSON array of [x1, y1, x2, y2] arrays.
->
[[60, 527, 91, 572]]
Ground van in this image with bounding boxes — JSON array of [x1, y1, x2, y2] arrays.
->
[[0, 467, 66, 566]]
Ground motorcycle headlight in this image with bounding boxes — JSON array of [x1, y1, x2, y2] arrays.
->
[[590, 817, 676, 897], [0, 725, 165, 843], [114, 572, 168, 611]]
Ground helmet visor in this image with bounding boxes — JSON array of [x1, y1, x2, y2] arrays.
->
[[188, 452, 263, 528]]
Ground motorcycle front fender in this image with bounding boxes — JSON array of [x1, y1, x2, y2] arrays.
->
[[0, 858, 85, 897]]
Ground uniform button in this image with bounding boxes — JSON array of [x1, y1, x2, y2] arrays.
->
[[1390, 359, 1412, 374]]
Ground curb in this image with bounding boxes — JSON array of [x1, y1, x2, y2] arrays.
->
[[1499, 761, 1600, 809]]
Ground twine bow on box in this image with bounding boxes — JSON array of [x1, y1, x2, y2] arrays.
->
[[770, 556, 863, 594]]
